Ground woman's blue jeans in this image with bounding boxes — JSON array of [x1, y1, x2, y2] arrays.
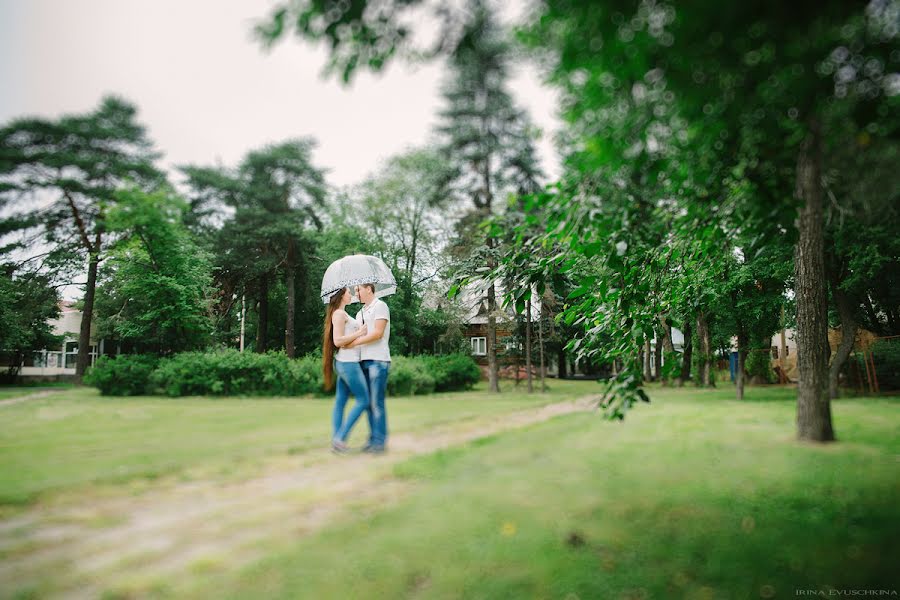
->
[[332, 360, 370, 442]]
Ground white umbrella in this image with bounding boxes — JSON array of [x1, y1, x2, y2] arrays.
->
[[320, 254, 396, 305]]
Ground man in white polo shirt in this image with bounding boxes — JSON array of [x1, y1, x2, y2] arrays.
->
[[348, 282, 390, 453]]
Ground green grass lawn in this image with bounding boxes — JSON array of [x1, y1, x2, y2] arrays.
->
[[0, 388, 29, 401], [175, 384, 899, 599], [2, 382, 898, 599], [0, 379, 600, 508]]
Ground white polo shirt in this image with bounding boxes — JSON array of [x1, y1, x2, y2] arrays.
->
[[357, 299, 391, 362]]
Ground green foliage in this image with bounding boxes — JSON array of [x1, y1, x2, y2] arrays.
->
[[597, 370, 651, 420], [147, 350, 321, 397], [438, 1, 542, 202], [84, 350, 479, 398], [181, 138, 328, 355], [0, 268, 61, 379], [386, 356, 437, 396], [254, 0, 427, 82], [0, 96, 162, 278], [422, 354, 482, 392], [95, 188, 214, 353], [348, 147, 459, 356], [83, 354, 160, 396], [870, 340, 900, 391], [824, 125, 900, 336], [253, 0, 898, 421], [746, 350, 776, 384]]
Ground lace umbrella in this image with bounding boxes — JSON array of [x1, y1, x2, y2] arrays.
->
[[320, 254, 396, 304]]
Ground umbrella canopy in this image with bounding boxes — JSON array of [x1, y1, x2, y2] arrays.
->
[[320, 254, 397, 304]]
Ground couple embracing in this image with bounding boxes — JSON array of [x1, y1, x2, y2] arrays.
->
[[322, 283, 390, 454]]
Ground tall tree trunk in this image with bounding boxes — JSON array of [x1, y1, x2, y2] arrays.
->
[[780, 306, 788, 383], [736, 329, 747, 401], [557, 348, 567, 379], [284, 241, 296, 359], [696, 312, 713, 387], [654, 333, 663, 382], [795, 119, 835, 442], [526, 298, 533, 393], [537, 301, 546, 392], [487, 280, 499, 393], [658, 316, 675, 385], [481, 132, 500, 393], [828, 280, 858, 400], [679, 318, 693, 386], [637, 347, 644, 380], [513, 323, 521, 388], [256, 274, 269, 353], [75, 239, 100, 378], [643, 337, 653, 382]]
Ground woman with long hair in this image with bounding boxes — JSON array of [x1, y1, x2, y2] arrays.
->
[[322, 287, 368, 453]]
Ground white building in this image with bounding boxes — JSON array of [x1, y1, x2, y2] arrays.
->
[[9, 301, 101, 378]]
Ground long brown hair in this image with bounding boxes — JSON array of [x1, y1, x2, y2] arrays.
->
[[322, 288, 346, 391]]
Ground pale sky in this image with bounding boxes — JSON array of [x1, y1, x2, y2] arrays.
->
[[0, 0, 561, 189]]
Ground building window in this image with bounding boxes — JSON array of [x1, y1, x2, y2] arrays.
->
[[471, 337, 487, 356]]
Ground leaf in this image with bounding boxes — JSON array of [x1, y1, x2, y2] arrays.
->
[[567, 286, 590, 300]]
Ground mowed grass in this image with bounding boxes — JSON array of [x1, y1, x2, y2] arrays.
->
[[172, 385, 900, 600], [0, 379, 600, 508]]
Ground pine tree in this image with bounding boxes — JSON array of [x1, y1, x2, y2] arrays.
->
[[436, 0, 541, 392], [0, 96, 162, 376]]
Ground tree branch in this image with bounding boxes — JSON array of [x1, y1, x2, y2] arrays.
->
[[62, 190, 95, 252]]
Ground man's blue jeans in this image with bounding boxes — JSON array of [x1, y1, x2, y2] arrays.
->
[[332, 361, 370, 442], [361, 359, 390, 448]]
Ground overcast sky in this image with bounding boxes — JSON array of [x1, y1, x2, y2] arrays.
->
[[0, 0, 561, 189]]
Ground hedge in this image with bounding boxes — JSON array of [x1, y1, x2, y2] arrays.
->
[[84, 350, 481, 397], [148, 350, 321, 397], [422, 353, 482, 391], [83, 354, 160, 396]]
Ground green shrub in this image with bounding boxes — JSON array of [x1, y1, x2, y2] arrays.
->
[[148, 350, 324, 397], [423, 353, 482, 391], [290, 354, 325, 395], [745, 349, 775, 384], [387, 356, 436, 396], [84, 350, 479, 398], [83, 354, 159, 396]]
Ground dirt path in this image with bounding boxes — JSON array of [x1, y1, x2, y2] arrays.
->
[[0, 396, 597, 599], [0, 389, 70, 408]]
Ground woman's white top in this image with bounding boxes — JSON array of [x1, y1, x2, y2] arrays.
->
[[335, 311, 361, 362]]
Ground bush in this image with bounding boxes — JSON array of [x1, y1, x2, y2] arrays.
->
[[83, 354, 159, 396], [290, 353, 325, 394], [84, 350, 480, 398], [387, 356, 436, 396], [423, 353, 482, 391], [745, 349, 776, 384], [148, 350, 324, 397]]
